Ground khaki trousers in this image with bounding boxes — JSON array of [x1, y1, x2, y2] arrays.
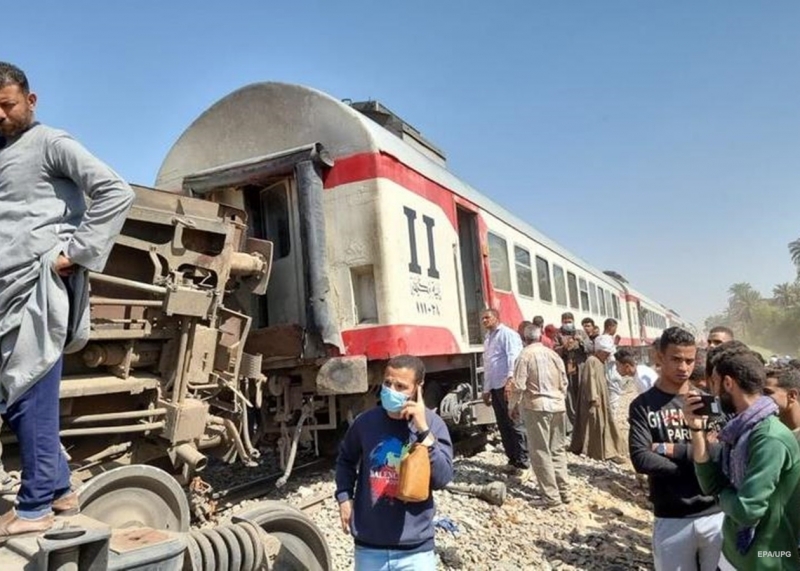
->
[[521, 408, 569, 503]]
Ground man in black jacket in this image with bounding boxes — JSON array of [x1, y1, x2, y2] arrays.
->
[[628, 327, 724, 571]]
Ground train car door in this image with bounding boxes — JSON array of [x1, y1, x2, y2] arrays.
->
[[249, 179, 306, 328], [456, 206, 485, 344]]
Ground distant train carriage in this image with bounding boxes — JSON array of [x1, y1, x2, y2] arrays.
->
[[154, 82, 688, 435]]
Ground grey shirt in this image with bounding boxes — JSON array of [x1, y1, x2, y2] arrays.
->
[[0, 123, 134, 408]]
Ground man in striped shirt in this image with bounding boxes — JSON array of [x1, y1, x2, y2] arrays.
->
[[509, 324, 571, 507]]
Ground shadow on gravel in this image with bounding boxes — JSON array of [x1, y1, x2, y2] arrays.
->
[[534, 521, 653, 571], [566, 461, 651, 510]]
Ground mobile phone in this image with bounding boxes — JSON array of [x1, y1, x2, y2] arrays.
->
[[694, 394, 719, 416]]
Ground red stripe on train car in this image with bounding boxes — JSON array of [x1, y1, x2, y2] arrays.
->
[[327, 152, 525, 332], [323, 152, 460, 229], [342, 325, 462, 359]]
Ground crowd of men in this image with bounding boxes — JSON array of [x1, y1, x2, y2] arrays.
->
[[486, 311, 800, 570], [489, 311, 630, 490]]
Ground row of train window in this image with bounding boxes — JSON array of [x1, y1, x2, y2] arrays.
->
[[641, 309, 667, 330], [487, 232, 621, 320]]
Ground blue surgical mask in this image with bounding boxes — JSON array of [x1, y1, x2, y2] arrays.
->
[[381, 385, 409, 413]]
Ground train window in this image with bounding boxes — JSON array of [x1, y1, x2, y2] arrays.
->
[[553, 264, 567, 307], [589, 283, 599, 314], [578, 278, 590, 312], [597, 286, 607, 315], [605, 290, 614, 319], [535, 256, 553, 302], [612, 295, 621, 320], [351, 265, 378, 324], [513, 245, 534, 298], [260, 183, 291, 259], [488, 232, 512, 291], [567, 272, 580, 309]]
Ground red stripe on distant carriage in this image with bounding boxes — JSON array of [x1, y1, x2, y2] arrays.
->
[[616, 337, 645, 347], [623, 293, 640, 302], [342, 325, 461, 359]]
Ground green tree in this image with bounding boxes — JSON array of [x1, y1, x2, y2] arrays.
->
[[772, 283, 797, 308], [789, 238, 800, 276], [727, 282, 761, 338]]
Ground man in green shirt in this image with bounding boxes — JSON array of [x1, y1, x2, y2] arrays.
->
[[685, 349, 800, 570]]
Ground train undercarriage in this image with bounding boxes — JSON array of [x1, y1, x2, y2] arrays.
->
[[0, 160, 492, 568]]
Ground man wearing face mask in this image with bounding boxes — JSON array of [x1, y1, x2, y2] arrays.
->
[[686, 348, 800, 570], [555, 312, 591, 435], [335, 355, 454, 570]]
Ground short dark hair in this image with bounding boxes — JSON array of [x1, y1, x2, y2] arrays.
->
[[708, 326, 734, 338], [706, 340, 752, 378], [482, 308, 499, 318], [581, 317, 595, 326], [386, 355, 425, 384], [532, 315, 545, 327], [604, 318, 618, 330], [657, 327, 695, 353], [713, 350, 765, 395], [614, 348, 636, 366], [775, 368, 800, 392], [561, 312, 574, 321], [690, 348, 707, 382], [0, 62, 29, 93], [789, 359, 800, 371]]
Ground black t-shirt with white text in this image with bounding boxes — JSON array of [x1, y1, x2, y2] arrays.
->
[[628, 386, 726, 518]]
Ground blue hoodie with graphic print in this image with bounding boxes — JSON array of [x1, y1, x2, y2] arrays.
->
[[334, 406, 454, 552]]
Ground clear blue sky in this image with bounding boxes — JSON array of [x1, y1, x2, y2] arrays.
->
[[6, 1, 800, 327]]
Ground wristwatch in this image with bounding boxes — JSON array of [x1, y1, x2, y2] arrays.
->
[[656, 443, 667, 455]]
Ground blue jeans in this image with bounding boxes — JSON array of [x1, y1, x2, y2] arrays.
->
[[3, 356, 71, 518], [354, 545, 437, 570]]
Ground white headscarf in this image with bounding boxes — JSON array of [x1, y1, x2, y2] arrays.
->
[[594, 334, 616, 354]]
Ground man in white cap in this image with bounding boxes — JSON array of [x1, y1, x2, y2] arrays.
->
[[570, 334, 626, 463]]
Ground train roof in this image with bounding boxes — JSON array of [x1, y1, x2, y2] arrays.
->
[[156, 82, 654, 301]]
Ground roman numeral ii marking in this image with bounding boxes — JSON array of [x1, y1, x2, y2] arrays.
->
[[403, 206, 439, 278]]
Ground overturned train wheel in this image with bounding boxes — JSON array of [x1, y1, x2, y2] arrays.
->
[[76, 465, 191, 532], [230, 501, 332, 571]]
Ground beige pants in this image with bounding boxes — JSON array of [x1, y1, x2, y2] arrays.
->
[[521, 409, 569, 503]]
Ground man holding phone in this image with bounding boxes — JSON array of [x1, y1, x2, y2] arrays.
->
[[687, 349, 800, 570], [628, 327, 724, 570], [335, 355, 454, 570]]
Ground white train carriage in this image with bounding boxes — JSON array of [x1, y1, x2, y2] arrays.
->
[[153, 82, 685, 429]]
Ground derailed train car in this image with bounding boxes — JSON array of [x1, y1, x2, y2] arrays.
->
[[2, 83, 692, 525], [150, 82, 690, 451]]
